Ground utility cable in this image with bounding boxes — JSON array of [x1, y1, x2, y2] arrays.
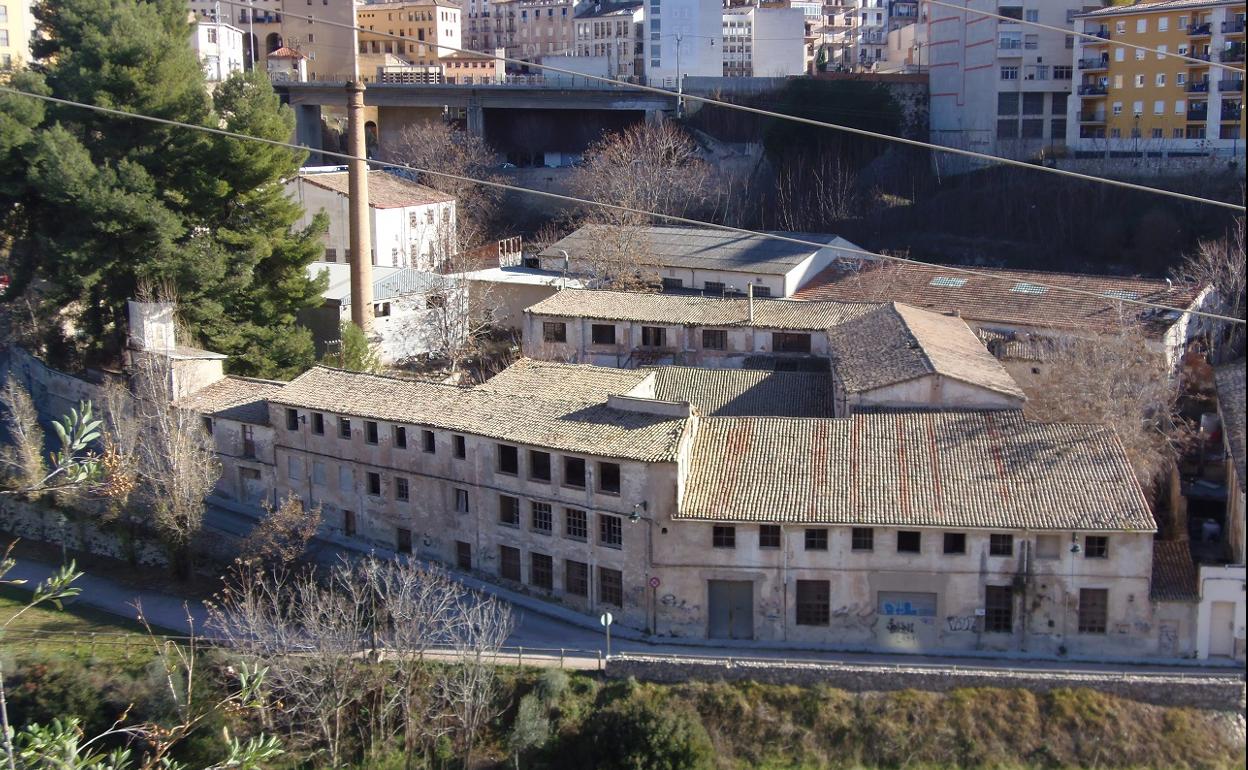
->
[[2, 84, 1241, 326], [205, 2, 1246, 212]]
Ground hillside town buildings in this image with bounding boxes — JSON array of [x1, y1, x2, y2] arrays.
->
[[190, 16, 247, 82]]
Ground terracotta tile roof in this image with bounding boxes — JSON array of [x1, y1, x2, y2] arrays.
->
[[479, 359, 652, 402], [267, 47, 306, 59], [976, 329, 1058, 363], [792, 262, 1205, 339], [175, 376, 286, 426], [269, 366, 688, 462], [298, 170, 455, 208], [679, 411, 1155, 531], [526, 288, 878, 330], [650, 367, 836, 417], [1150, 540, 1200, 602], [1215, 361, 1246, 493], [1078, 0, 1239, 18], [827, 303, 1025, 400]]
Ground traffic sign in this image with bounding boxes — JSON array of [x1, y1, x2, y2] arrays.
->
[[599, 612, 614, 627], [648, 576, 661, 589]]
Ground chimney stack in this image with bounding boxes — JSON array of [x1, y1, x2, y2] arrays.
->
[[347, 79, 374, 334]]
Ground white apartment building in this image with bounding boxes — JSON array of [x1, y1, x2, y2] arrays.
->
[[0, 0, 36, 71], [924, 1, 1079, 169], [191, 18, 247, 82], [573, 2, 644, 78], [642, 0, 722, 85], [721, 5, 807, 77], [286, 167, 457, 271], [186, 0, 356, 80]]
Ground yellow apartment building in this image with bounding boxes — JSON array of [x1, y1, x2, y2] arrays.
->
[[358, 0, 463, 79], [1068, 0, 1245, 154]]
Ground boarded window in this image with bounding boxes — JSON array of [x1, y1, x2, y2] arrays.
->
[[566, 559, 589, 596], [795, 580, 830, 626], [984, 585, 1013, 633], [1079, 588, 1108, 633], [500, 546, 521, 581], [599, 567, 623, 606]]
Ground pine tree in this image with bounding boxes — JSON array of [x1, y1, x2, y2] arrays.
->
[[0, 0, 326, 378]]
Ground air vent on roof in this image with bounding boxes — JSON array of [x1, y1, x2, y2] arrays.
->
[[1103, 290, 1140, 300], [1010, 282, 1046, 295], [928, 276, 968, 288]]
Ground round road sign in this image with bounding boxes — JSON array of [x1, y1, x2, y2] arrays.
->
[[600, 612, 614, 627], [648, 576, 661, 589]]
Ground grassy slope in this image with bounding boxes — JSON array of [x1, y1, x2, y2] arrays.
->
[[0, 584, 173, 665]]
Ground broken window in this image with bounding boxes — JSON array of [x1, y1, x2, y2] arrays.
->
[[529, 450, 552, 482], [499, 494, 520, 527], [497, 444, 519, 475], [984, 585, 1013, 633], [598, 461, 621, 495]]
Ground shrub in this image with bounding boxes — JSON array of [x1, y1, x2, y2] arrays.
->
[[570, 692, 714, 770], [536, 667, 569, 705]]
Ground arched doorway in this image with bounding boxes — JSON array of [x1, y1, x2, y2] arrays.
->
[[242, 33, 259, 70], [265, 32, 283, 54]]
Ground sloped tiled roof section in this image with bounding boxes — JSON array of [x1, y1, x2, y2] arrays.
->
[[526, 289, 878, 330], [270, 366, 688, 462], [538, 225, 846, 275], [175, 376, 287, 426], [1150, 540, 1200, 602], [1078, 0, 1240, 18], [1215, 361, 1246, 493], [793, 262, 1204, 338], [479, 359, 652, 402], [680, 411, 1155, 531], [827, 303, 1025, 400], [650, 367, 836, 417], [300, 170, 455, 208]]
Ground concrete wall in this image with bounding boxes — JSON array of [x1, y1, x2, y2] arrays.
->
[[209, 418, 278, 509], [467, 278, 562, 330], [749, 8, 807, 77], [1, 347, 112, 427], [841, 375, 1025, 414], [1196, 564, 1247, 661]]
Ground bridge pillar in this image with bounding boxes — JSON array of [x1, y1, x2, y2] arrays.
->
[[645, 107, 665, 126], [466, 98, 485, 137], [295, 104, 324, 165]]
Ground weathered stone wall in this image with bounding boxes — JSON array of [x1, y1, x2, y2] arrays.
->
[[1, 346, 114, 424], [607, 655, 1246, 712]]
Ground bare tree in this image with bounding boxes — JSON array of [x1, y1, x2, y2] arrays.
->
[[440, 589, 513, 769], [1174, 217, 1246, 363], [239, 493, 322, 568], [774, 154, 859, 232], [411, 255, 502, 378], [0, 381, 46, 493]]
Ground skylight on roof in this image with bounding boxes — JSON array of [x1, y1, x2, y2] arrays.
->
[[928, 276, 968, 288], [1103, 290, 1141, 301], [1010, 282, 1046, 295]]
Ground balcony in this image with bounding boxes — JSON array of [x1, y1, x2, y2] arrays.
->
[[1218, 47, 1245, 63], [1077, 83, 1108, 96], [1221, 103, 1243, 121], [1078, 111, 1105, 123], [1089, 26, 1110, 40], [1218, 78, 1245, 92], [1188, 22, 1212, 36], [1186, 52, 1212, 65], [1078, 57, 1108, 70], [1187, 80, 1210, 94], [1223, 19, 1245, 34], [1187, 107, 1209, 121]]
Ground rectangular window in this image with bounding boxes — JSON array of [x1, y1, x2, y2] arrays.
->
[[599, 514, 623, 549], [772, 332, 812, 353], [393, 425, 407, 448], [312, 460, 326, 486], [367, 472, 382, 496], [542, 321, 567, 343], [641, 326, 666, 347], [702, 329, 727, 350], [660, 277, 682, 291], [288, 455, 303, 481], [339, 417, 352, 439], [343, 509, 356, 536], [997, 119, 1019, 139], [529, 450, 552, 482], [396, 527, 413, 554], [417, 429, 432, 453], [1022, 92, 1045, 115], [395, 476, 410, 501], [1154, 99, 1166, 115], [456, 540, 472, 570], [591, 324, 616, 345], [286, 408, 299, 431], [311, 412, 325, 434], [598, 462, 621, 495], [703, 280, 726, 294], [453, 434, 466, 458], [984, 585, 1013, 633], [1136, 18, 1146, 33], [851, 528, 874, 551], [499, 545, 521, 581], [455, 487, 470, 513], [365, 421, 379, 444], [1078, 588, 1108, 633], [531, 501, 552, 533], [566, 559, 590, 597], [712, 525, 736, 549], [1001, 65, 1019, 80], [497, 444, 519, 475], [564, 508, 588, 540], [795, 580, 830, 626], [530, 552, 553, 590], [759, 524, 781, 549], [998, 92, 1019, 115], [897, 531, 921, 553], [943, 532, 967, 554], [805, 528, 828, 551], [1085, 536, 1109, 559], [599, 567, 623, 606], [564, 457, 586, 488], [990, 534, 1014, 556], [1159, 17, 1169, 32], [753, 286, 772, 298], [499, 494, 520, 527]]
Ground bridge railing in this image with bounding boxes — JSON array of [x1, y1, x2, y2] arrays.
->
[[295, 73, 657, 90]]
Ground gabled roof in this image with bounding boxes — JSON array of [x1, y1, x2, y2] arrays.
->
[[296, 170, 455, 208], [175, 376, 286, 426], [270, 366, 688, 462], [526, 288, 878, 330], [793, 261, 1205, 339], [479, 359, 651, 402], [267, 47, 307, 59], [538, 225, 857, 275], [649, 367, 835, 417], [679, 411, 1155, 532], [1215, 361, 1245, 492], [1077, 0, 1240, 19], [827, 302, 1025, 400]]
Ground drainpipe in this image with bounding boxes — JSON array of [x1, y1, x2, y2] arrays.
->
[[748, 283, 755, 324], [781, 523, 789, 642]]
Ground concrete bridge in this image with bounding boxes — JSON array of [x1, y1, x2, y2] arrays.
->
[[276, 80, 679, 160]]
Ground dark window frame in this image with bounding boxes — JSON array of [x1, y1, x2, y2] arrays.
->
[[311, 412, 325, 435], [339, 417, 352, 439], [499, 494, 520, 527], [599, 513, 623, 549], [598, 566, 623, 606], [712, 525, 736, 549], [1078, 588, 1109, 633], [497, 444, 519, 475], [367, 472, 382, 497], [393, 425, 408, 449], [542, 321, 567, 343], [395, 476, 410, 501], [984, 584, 1013, 633], [422, 429, 436, 453], [702, 329, 728, 350], [1084, 536, 1109, 559], [286, 408, 299, 431], [365, 420, 379, 445], [564, 456, 587, 488], [758, 524, 781, 549], [897, 531, 922, 553], [566, 559, 590, 597], [795, 579, 830, 626], [990, 533, 1014, 556], [530, 552, 554, 590], [564, 508, 588, 541], [499, 545, 522, 582], [805, 528, 828, 551], [531, 501, 553, 533], [944, 532, 967, 554], [598, 461, 621, 495], [529, 450, 552, 482], [453, 434, 467, 458], [591, 324, 617, 345], [772, 332, 812, 353], [851, 527, 874, 551]]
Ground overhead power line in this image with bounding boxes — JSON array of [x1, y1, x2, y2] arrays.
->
[[2, 85, 1241, 326], [924, 0, 1246, 74], [208, 2, 1244, 212]]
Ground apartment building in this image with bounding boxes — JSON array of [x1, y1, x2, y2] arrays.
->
[[464, 0, 497, 50], [493, 0, 579, 65], [642, 0, 723, 85], [358, 0, 463, 70], [0, 0, 35, 71], [573, 2, 644, 78], [1067, 0, 1245, 156], [924, 1, 1080, 168], [722, 5, 807, 77], [191, 18, 247, 82], [186, 0, 357, 80]]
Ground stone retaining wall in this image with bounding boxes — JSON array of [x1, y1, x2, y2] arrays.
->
[[607, 655, 1246, 712]]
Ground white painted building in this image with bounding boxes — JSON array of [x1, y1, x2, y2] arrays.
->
[[265, 45, 308, 82], [0, 0, 37, 71], [721, 6, 807, 77], [641, 0, 722, 86], [573, 2, 644, 78], [922, 0, 1077, 170], [286, 167, 457, 272], [191, 18, 246, 82]]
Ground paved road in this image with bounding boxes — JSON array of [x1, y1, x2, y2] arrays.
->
[[3, 503, 1241, 678]]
